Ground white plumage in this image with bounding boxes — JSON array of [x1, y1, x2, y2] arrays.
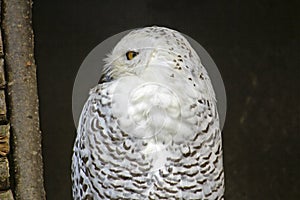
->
[[72, 26, 225, 200]]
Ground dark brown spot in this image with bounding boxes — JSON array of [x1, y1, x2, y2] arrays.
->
[[82, 156, 88, 164], [216, 145, 221, 155], [190, 104, 197, 109], [198, 99, 204, 104], [202, 123, 210, 133], [123, 141, 131, 150], [179, 184, 196, 191], [197, 179, 207, 185], [203, 152, 212, 160], [201, 165, 211, 174], [199, 73, 204, 80], [200, 160, 209, 168], [83, 184, 87, 192], [214, 169, 224, 181]]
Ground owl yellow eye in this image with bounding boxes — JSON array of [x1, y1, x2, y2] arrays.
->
[[126, 51, 139, 60]]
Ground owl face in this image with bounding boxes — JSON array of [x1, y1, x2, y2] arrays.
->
[[102, 27, 182, 81], [103, 40, 156, 81]]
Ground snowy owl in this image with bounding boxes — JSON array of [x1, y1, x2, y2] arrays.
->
[[72, 26, 225, 200]]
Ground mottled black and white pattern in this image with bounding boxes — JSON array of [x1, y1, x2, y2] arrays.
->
[[72, 26, 224, 200]]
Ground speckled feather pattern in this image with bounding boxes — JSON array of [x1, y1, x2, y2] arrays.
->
[[72, 26, 224, 200]]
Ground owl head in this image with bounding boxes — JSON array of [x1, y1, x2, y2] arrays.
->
[[100, 26, 194, 83]]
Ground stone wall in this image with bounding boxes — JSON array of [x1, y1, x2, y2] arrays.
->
[[0, 24, 13, 200]]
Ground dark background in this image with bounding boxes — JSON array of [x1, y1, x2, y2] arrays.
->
[[33, 1, 299, 199]]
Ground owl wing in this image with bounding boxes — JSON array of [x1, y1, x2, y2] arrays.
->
[[71, 84, 113, 199], [193, 97, 225, 200], [71, 83, 152, 200]]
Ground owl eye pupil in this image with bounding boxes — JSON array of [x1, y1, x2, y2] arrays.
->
[[126, 51, 139, 60]]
